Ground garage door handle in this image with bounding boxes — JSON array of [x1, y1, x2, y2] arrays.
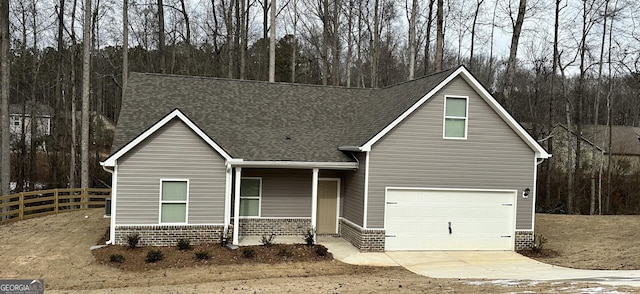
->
[[502, 203, 513, 206], [385, 235, 396, 238], [448, 222, 452, 234], [386, 201, 397, 204], [501, 235, 512, 238]]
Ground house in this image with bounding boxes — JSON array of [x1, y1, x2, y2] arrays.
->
[[9, 103, 52, 147], [101, 66, 550, 251], [548, 124, 640, 173]]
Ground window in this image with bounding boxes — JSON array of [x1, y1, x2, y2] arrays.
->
[[160, 180, 188, 223], [10, 115, 21, 127], [240, 178, 261, 217], [443, 96, 468, 139]]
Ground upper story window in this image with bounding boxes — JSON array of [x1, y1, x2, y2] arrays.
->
[[443, 96, 468, 139]]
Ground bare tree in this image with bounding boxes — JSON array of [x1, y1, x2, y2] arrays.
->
[[434, 0, 443, 72], [469, 0, 484, 71], [423, 0, 435, 74], [0, 0, 9, 196], [502, 0, 527, 110], [157, 0, 166, 73], [81, 0, 92, 188], [269, 0, 276, 82], [123, 0, 128, 93], [407, 0, 418, 80]]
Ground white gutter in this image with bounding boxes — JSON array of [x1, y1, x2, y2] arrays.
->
[[100, 162, 115, 245], [229, 160, 358, 170]]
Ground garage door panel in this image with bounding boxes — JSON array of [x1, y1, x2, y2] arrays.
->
[[385, 189, 515, 251]]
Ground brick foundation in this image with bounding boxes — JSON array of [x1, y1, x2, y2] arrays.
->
[[338, 218, 385, 252], [114, 225, 228, 246], [237, 218, 311, 236], [515, 230, 534, 250]]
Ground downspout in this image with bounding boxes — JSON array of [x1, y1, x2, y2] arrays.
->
[[101, 163, 114, 245]]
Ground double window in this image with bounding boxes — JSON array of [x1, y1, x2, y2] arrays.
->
[[443, 96, 468, 139], [160, 180, 188, 223], [240, 178, 261, 217]]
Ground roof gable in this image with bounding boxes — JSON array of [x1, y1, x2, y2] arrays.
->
[[358, 66, 550, 159], [102, 109, 232, 167]]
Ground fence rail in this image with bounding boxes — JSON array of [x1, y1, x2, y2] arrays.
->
[[0, 188, 111, 225]]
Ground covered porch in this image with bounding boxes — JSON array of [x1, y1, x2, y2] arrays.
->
[[224, 162, 358, 246]]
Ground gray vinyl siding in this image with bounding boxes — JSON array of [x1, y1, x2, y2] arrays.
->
[[368, 77, 535, 230], [242, 169, 313, 217], [116, 119, 227, 224], [341, 153, 366, 226]]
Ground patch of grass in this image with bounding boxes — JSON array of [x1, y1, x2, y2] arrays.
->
[[126, 233, 140, 249], [194, 251, 210, 260], [109, 253, 124, 263], [145, 249, 164, 263], [177, 238, 192, 251]]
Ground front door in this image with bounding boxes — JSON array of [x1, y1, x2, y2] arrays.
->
[[316, 180, 339, 234]]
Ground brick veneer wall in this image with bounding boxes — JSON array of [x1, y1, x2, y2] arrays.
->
[[338, 218, 385, 252], [237, 218, 311, 236], [515, 230, 534, 250], [114, 225, 227, 246]]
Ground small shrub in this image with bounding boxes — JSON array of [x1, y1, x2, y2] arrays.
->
[[176, 238, 192, 251], [260, 234, 276, 246], [315, 245, 329, 257], [145, 249, 164, 263], [242, 247, 255, 259], [302, 229, 315, 246], [277, 247, 292, 258], [126, 233, 140, 249], [109, 254, 124, 263], [195, 251, 211, 260], [532, 234, 548, 253]]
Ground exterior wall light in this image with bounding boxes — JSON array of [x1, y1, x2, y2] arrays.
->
[[523, 188, 531, 199]]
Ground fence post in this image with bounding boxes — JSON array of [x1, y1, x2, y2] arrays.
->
[[54, 189, 59, 214], [19, 193, 24, 221], [82, 188, 87, 209]]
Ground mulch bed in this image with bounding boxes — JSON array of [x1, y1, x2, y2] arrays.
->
[[518, 249, 560, 259], [92, 243, 333, 271]]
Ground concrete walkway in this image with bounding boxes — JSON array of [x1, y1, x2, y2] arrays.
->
[[318, 236, 640, 287]]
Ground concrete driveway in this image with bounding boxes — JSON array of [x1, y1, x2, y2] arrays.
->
[[319, 237, 640, 287]]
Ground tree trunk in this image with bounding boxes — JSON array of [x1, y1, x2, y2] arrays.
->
[[408, 0, 418, 80], [69, 0, 78, 188], [157, 0, 166, 73], [502, 0, 527, 110], [345, 0, 353, 87], [469, 0, 484, 71], [0, 0, 9, 196], [591, 0, 609, 215], [371, 0, 379, 87], [123, 0, 128, 93], [291, 0, 298, 83], [331, 0, 340, 86], [239, 0, 247, 79], [81, 0, 92, 188], [321, 0, 329, 86], [423, 0, 434, 74], [434, 0, 444, 72], [268, 0, 275, 82]]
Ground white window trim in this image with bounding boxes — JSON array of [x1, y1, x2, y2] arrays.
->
[[158, 179, 190, 224], [443, 95, 469, 140], [239, 177, 262, 218]]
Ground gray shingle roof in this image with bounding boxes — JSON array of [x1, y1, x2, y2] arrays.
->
[[113, 68, 456, 162]]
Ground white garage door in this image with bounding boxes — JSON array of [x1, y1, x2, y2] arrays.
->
[[385, 189, 515, 251]]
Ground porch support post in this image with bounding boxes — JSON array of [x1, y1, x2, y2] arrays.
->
[[233, 167, 242, 245], [223, 165, 231, 237], [311, 168, 319, 240]]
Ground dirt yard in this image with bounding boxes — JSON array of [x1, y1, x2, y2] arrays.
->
[[531, 213, 640, 270], [0, 209, 637, 293]]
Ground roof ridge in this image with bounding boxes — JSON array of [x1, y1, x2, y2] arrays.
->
[[380, 66, 460, 89], [130, 72, 378, 91]]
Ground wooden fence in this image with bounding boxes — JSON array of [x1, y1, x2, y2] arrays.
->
[[0, 188, 111, 225]]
